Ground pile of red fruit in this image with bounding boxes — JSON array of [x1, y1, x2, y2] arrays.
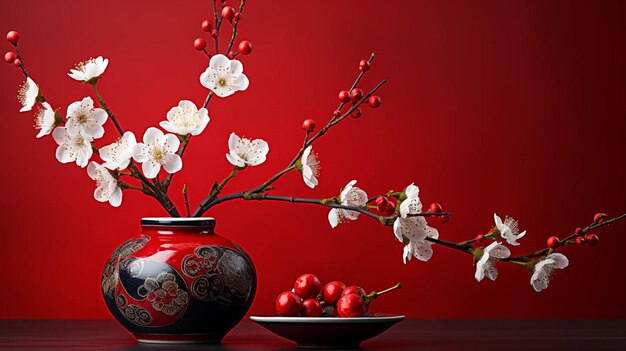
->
[[275, 274, 402, 317]]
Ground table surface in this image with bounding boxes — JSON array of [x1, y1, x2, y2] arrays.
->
[[0, 319, 625, 350]]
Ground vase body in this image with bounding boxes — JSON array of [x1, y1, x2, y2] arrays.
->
[[101, 217, 256, 343]]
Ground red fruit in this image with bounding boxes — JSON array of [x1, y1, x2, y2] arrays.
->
[[302, 119, 316, 133], [201, 20, 212, 32], [193, 38, 207, 51], [238, 40, 252, 55], [12, 59, 20, 67], [367, 95, 381, 108], [350, 108, 362, 119], [322, 281, 346, 305], [301, 298, 323, 317], [585, 234, 599, 246], [358, 59, 370, 72], [341, 286, 366, 298], [294, 273, 322, 299], [375, 196, 389, 212], [547, 236, 560, 249], [4, 51, 16, 64], [222, 6, 236, 20], [338, 90, 351, 103], [227, 51, 235, 59], [6, 31, 19, 45], [275, 291, 302, 317], [234, 12, 241, 21], [382, 201, 396, 216], [429, 203, 443, 214], [575, 227, 584, 236], [475, 234, 485, 243], [576, 236, 586, 245], [211, 29, 218, 38], [593, 213, 607, 223], [350, 88, 363, 102], [333, 110, 341, 117], [337, 294, 366, 317]]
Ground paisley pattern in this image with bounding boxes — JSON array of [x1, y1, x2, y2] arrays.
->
[[116, 294, 152, 326], [182, 246, 253, 306], [102, 235, 150, 297]]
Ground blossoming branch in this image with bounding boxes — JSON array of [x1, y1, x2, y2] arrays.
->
[[3, 0, 625, 293]]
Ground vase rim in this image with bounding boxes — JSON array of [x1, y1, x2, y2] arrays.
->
[[140, 217, 216, 228]]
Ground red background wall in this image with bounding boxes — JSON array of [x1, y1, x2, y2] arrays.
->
[[0, 0, 624, 319]]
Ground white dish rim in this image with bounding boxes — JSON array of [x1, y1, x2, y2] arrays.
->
[[250, 315, 405, 323]]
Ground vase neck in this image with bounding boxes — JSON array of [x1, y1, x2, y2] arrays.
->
[[140, 217, 216, 235]]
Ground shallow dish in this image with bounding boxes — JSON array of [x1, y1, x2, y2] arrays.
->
[[250, 314, 405, 348]]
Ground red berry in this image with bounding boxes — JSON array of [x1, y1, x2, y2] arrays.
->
[[585, 234, 599, 246], [358, 59, 370, 72], [238, 40, 252, 55], [350, 88, 363, 102], [547, 236, 560, 249], [201, 20, 212, 32], [576, 236, 586, 245], [337, 294, 366, 317], [574, 227, 584, 236], [234, 12, 241, 20], [211, 29, 218, 38], [367, 95, 381, 108], [429, 203, 443, 214], [12, 59, 20, 67], [275, 291, 302, 317], [294, 273, 322, 299], [333, 110, 341, 117], [322, 281, 346, 305], [341, 286, 366, 298], [301, 298, 323, 317], [4, 51, 16, 64], [302, 119, 316, 133], [6, 31, 19, 45], [222, 6, 236, 20], [350, 108, 362, 119], [475, 234, 485, 243], [338, 90, 351, 103], [193, 38, 206, 51], [227, 51, 235, 59], [382, 201, 396, 216], [593, 213, 607, 223], [375, 196, 389, 212]]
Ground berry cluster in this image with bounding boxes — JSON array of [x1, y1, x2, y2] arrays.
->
[[545, 212, 605, 249], [193, 0, 251, 59], [275, 274, 401, 318], [4, 31, 22, 68]]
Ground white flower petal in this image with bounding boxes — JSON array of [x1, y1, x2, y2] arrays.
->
[[163, 154, 182, 174]]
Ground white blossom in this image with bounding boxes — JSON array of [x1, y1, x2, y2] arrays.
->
[[100, 131, 137, 170], [87, 161, 122, 207], [132, 127, 182, 179], [402, 224, 439, 263], [68, 56, 109, 82], [475, 241, 511, 282], [65, 97, 108, 139], [18, 77, 39, 112], [160, 100, 210, 136], [34, 102, 55, 138], [494, 213, 526, 246], [225, 132, 269, 167], [531, 253, 569, 292], [52, 127, 93, 168], [200, 54, 249, 98], [300, 146, 320, 189], [328, 180, 368, 228]]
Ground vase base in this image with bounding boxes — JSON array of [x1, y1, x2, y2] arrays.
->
[[134, 333, 224, 344]]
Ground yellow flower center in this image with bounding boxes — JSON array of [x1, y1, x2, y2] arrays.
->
[[218, 78, 226, 86]]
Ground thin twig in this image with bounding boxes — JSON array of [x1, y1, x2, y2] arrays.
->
[[225, 0, 247, 54]]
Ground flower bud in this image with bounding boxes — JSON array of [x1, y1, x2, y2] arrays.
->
[[222, 6, 236, 20], [338, 90, 350, 103], [201, 20, 212, 32], [302, 119, 316, 133], [4, 51, 16, 64], [375, 196, 389, 212], [593, 212, 607, 223], [6, 31, 19, 45], [546, 236, 560, 249], [584, 233, 599, 246], [358, 59, 370, 72], [193, 38, 207, 51], [238, 40, 252, 55], [367, 95, 381, 108]]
